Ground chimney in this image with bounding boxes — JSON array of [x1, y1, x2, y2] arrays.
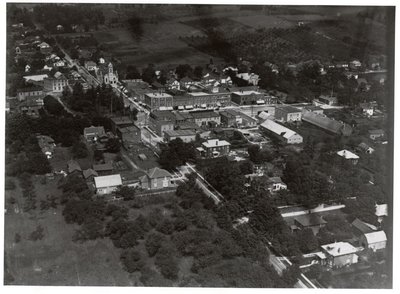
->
[[216, 140, 218, 146], [338, 247, 341, 254]]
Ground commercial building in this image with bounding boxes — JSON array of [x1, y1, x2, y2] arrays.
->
[[190, 110, 221, 127], [149, 110, 176, 136], [275, 105, 302, 122], [110, 116, 135, 134], [83, 126, 106, 142], [164, 129, 196, 143], [144, 92, 173, 110], [219, 109, 243, 127], [259, 119, 303, 144], [302, 112, 353, 136], [231, 90, 265, 105], [17, 86, 44, 101], [117, 125, 141, 149], [43, 72, 69, 93]]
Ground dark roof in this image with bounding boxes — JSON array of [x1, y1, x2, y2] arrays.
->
[[93, 162, 113, 172], [84, 126, 105, 136], [190, 110, 220, 119], [302, 112, 352, 135], [147, 167, 172, 179], [352, 218, 374, 234], [180, 76, 193, 83], [295, 214, 327, 227], [67, 160, 82, 173], [17, 85, 43, 93], [150, 110, 176, 121], [276, 105, 302, 114], [83, 168, 98, 179], [368, 129, 385, 135], [110, 116, 134, 126]]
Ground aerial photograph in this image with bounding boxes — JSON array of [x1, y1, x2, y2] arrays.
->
[[3, 1, 395, 289]]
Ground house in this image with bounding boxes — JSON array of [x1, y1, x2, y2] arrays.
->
[[293, 214, 327, 235], [117, 125, 142, 149], [315, 95, 338, 106], [302, 112, 352, 136], [266, 177, 287, 193], [320, 242, 359, 268], [23, 74, 49, 83], [368, 129, 385, 140], [236, 72, 260, 85], [18, 97, 44, 117], [196, 139, 230, 158], [259, 119, 303, 144], [231, 90, 265, 105], [350, 59, 362, 70], [84, 61, 97, 71], [166, 78, 180, 90], [83, 126, 106, 142], [56, 24, 64, 31], [144, 92, 173, 110], [43, 72, 69, 93], [179, 76, 195, 89], [151, 81, 166, 92], [83, 168, 98, 182], [375, 204, 388, 223], [93, 162, 114, 176], [351, 218, 375, 236], [190, 110, 221, 127], [359, 102, 375, 116], [110, 116, 135, 134], [94, 174, 122, 195], [17, 86, 44, 101], [361, 231, 387, 251], [337, 150, 359, 164], [275, 105, 302, 122], [302, 105, 324, 115], [96, 62, 119, 85], [139, 167, 175, 190], [358, 142, 375, 154], [164, 129, 196, 143], [149, 110, 176, 136], [67, 160, 82, 175]]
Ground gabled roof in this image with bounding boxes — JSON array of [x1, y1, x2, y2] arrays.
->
[[147, 167, 172, 179], [202, 139, 230, 148], [67, 160, 82, 173], [364, 231, 387, 244], [352, 218, 374, 234], [83, 168, 98, 179], [276, 105, 302, 114], [260, 119, 301, 140], [302, 111, 352, 135], [368, 129, 385, 135], [295, 214, 327, 227], [84, 126, 105, 137], [337, 150, 359, 160], [180, 76, 193, 83], [375, 204, 388, 217], [94, 174, 122, 189]]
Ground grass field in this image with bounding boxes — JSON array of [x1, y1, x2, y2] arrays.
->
[[230, 15, 293, 29], [4, 176, 134, 286]]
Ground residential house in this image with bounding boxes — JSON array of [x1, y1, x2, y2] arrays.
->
[[357, 142, 375, 154], [67, 160, 82, 175], [84, 61, 97, 71], [259, 119, 303, 144], [37, 135, 56, 159], [337, 150, 359, 165], [359, 102, 375, 116], [93, 162, 114, 176], [375, 204, 388, 224], [23, 73, 49, 83], [149, 110, 176, 136], [17, 86, 44, 101], [166, 78, 180, 90], [139, 167, 175, 190], [352, 218, 376, 236], [110, 116, 135, 134], [179, 76, 195, 89], [144, 92, 173, 110], [83, 126, 106, 142], [361, 231, 387, 251], [315, 95, 338, 106], [190, 110, 221, 127], [302, 112, 353, 136], [164, 129, 196, 143], [43, 72, 69, 93], [293, 214, 327, 235], [236, 72, 260, 85], [368, 129, 385, 140], [94, 174, 122, 195], [350, 59, 362, 70], [117, 125, 142, 149], [18, 97, 44, 117], [196, 139, 230, 158], [231, 90, 265, 105], [275, 105, 302, 122], [83, 168, 98, 182], [266, 177, 287, 193], [320, 242, 359, 268]]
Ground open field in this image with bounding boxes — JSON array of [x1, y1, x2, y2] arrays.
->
[[4, 176, 133, 286], [230, 15, 293, 29]]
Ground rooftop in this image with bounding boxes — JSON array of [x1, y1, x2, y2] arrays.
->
[[94, 174, 122, 189], [110, 116, 135, 125], [375, 204, 388, 217], [145, 92, 172, 98], [302, 111, 351, 135], [276, 105, 302, 113], [260, 119, 301, 140], [17, 85, 43, 93], [118, 125, 140, 133], [232, 90, 262, 96], [147, 167, 172, 179], [337, 149, 359, 160], [188, 92, 209, 97], [202, 139, 231, 148], [93, 162, 113, 171], [190, 110, 220, 119], [164, 129, 196, 137], [321, 242, 358, 257], [84, 126, 105, 136], [368, 129, 385, 135], [295, 214, 327, 227], [364, 231, 387, 244]]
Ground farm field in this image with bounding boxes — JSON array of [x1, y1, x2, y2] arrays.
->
[[230, 15, 294, 29], [4, 176, 134, 286]]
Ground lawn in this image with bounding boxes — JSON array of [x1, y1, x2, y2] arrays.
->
[[4, 176, 133, 286], [126, 143, 160, 171]]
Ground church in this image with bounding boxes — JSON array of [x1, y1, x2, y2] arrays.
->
[[96, 62, 119, 86]]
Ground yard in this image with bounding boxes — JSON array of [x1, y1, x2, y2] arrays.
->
[[124, 143, 160, 171], [4, 176, 133, 286]]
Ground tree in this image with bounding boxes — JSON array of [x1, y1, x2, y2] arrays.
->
[[145, 232, 166, 257], [43, 95, 66, 116], [71, 141, 88, 158], [120, 249, 144, 273], [156, 219, 175, 235], [193, 66, 204, 80], [155, 244, 179, 280], [175, 64, 193, 79], [158, 139, 196, 170], [281, 265, 301, 287], [295, 228, 319, 253], [125, 65, 141, 79], [141, 63, 156, 84], [29, 225, 44, 241], [115, 186, 135, 201], [105, 138, 121, 153], [74, 217, 104, 241]]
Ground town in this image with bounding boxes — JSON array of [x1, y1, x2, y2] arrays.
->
[[4, 3, 393, 289]]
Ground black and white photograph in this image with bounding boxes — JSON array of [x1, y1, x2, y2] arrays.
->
[[2, 0, 397, 291]]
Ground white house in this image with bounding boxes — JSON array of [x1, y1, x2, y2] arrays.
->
[[361, 231, 387, 251], [337, 150, 359, 164], [94, 174, 122, 195], [260, 119, 303, 144]]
